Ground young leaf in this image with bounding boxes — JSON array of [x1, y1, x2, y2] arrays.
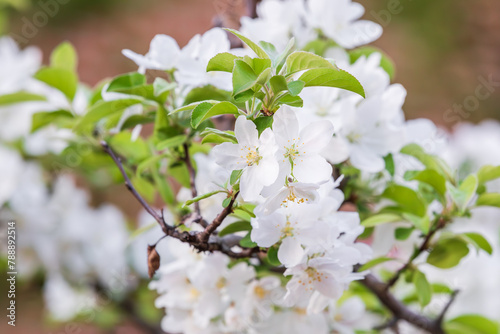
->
[[224, 28, 270, 59], [75, 98, 142, 132], [358, 257, 395, 271], [382, 185, 427, 217], [200, 128, 237, 144], [31, 110, 74, 133], [413, 270, 432, 307], [447, 174, 478, 212], [405, 169, 447, 199], [156, 135, 188, 150], [191, 101, 240, 129], [184, 190, 225, 206], [0, 91, 46, 106], [427, 237, 470, 269], [218, 220, 252, 237], [232, 60, 258, 96], [477, 165, 500, 185], [475, 193, 500, 208], [400, 144, 452, 180], [50, 41, 77, 72], [462, 232, 493, 255], [287, 80, 305, 96], [266, 245, 281, 267], [298, 67, 365, 98], [239, 232, 258, 248], [207, 52, 240, 73], [402, 213, 430, 234], [361, 213, 402, 227], [35, 67, 78, 101], [395, 227, 414, 241], [384, 153, 395, 177], [285, 51, 337, 76], [445, 315, 499, 334], [270, 75, 289, 94]]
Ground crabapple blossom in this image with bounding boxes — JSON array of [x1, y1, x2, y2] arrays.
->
[[213, 116, 279, 202]]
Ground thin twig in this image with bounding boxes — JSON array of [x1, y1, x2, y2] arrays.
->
[[199, 192, 239, 244], [436, 290, 459, 324], [386, 217, 448, 289], [182, 143, 202, 224], [101, 141, 258, 259], [361, 273, 445, 334]]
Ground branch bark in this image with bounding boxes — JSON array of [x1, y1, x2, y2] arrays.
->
[[101, 141, 258, 259]]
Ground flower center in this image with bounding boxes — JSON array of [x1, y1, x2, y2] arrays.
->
[[346, 132, 362, 144], [241, 146, 262, 166], [254, 286, 267, 299], [281, 221, 295, 238]]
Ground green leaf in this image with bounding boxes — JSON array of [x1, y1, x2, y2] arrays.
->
[[230, 169, 243, 186], [477, 165, 500, 185], [218, 220, 252, 237], [358, 257, 395, 271], [191, 101, 240, 129], [287, 80, 305, 96], [75, 99, 141, 131], [298, 67, 365, 98], [395, 227, 414, 241], [266, 245, 281, 266], [35, 67, 78, 101], [154, 173, 175, 205], [136, 155, 165, 176], [131, 175, 156, 203], [277, 94, 303, 108], [462, 232, 493, 255], [232, 60, 258, 96], [239, 232, 258, 248], [109, 132, 150, 163], [0, 91, 46, 106], [200, 128, 237, 145], [405, 169, 447, 199], [400, 144, 452, 180], [285, 51, 337, 76], [361, 213, 401, 227], [382, 185, 427, 217], [75, 98, 141, 132], [447, 174, 478, 211], [427, 237, 470, 269], [108, 73, 146, 92], [413, 270, 432, 307], [207, 52, 240, 73], [445, 315, 499, 334], [31, 110, 74, 132], [270, 75, 288, 94], [156, 135, 188, 150], [253, 116, 274, 136], [402, 213, 430, 233], [153, 77, 176, 103], [183, 86, 233, 105], [224, 28, 270, 59], [384, 153, 395, 177], [349, 46, 395, 80], [475, 193, 500, 208], [50, 41, 77, 71], [184, 190, 225, 206]]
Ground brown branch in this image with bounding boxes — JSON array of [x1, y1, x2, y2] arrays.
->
[[182, 143, 202, 225], [386, 217, 448, 289], [436, 290, 459, 325], [246, 0, 262, 18], [361, 273, 445, 334], [101, 141, 258, 259], [198, 192, 239, 244]]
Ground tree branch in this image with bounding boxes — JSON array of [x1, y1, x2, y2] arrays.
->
[[386, 217, 448, 289], [361, 273, 445, 334], [101, 141, 258, 259], [182, 143, 202, 221]]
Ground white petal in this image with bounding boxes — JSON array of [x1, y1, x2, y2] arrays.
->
[[278, 237, 305, 267], [300, 120, 334, 153], [322, 136, 350, 164], [273, 106, 299, 146], [335, 21, 383, 49], [240, 166, 264, 202], [235, 116, 259, 147], [349, 145, 385, 172], [293, 154, 332, 184]]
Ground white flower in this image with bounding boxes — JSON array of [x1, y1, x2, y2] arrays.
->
[[273, 106, 333, 184], [328, 297, 366, 334], [0, 145, 23, 207], [176, 28, 233, 91], [304, 0, 383, 49], [251, 205, 332, 267], [260, 181, 320, 214], [213, 116, 279, 202], [323, 84, 407, 172], [122, 34, 181, 74]]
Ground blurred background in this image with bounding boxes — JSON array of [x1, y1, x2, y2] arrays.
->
[[1, 0, 499, 333]]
